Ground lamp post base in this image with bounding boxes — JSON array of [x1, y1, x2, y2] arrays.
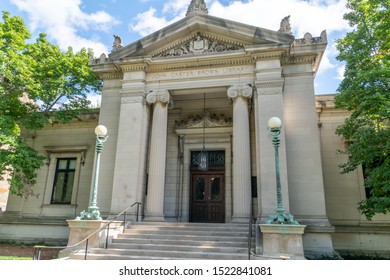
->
[[260, 224, 306, 259], [265, 209, 299, 225], [76, 206, 102, 221]]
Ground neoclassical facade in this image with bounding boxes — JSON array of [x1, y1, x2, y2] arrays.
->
[[1, 1, 390, 258]]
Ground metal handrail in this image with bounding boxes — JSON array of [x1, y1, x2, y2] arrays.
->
[[33, 202, 142, 260], [247, 216, 256, 260]]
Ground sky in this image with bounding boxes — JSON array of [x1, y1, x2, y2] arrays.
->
[[0, 0, 352, 98]]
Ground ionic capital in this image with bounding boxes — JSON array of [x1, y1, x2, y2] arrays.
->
[[146, 90, 170, 105], [227, 85, 253, 100]]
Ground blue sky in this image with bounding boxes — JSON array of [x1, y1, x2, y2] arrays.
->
[[1, 0, 351, 95]]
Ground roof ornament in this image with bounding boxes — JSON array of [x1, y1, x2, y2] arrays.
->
[[186, 0, 209, 17], [278, 15, 292, 35], [112, 35, 123, 52]]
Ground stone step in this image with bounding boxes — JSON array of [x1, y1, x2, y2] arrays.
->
[[112, 237, 247, 248], [107, 242, 248, 254], [123, 228, 248, 237], [126, 221, 249, 233], [68, 222, 252, 260], [132, 221, 249, 229], [73, 248, 248, 260], [118, 232, 247, 242]]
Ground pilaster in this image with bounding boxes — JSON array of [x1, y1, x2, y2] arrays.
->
[[283, 64, 335, 251], [109, 71, 149, 218], [254, 60, 290, 220]]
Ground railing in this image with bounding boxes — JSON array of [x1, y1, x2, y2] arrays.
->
[[33, 202, 142, 260], [247, 216, 257, 260]]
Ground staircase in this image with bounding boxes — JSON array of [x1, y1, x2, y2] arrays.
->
[[69, 222, 251, 260]]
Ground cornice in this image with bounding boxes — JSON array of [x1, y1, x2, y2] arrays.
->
[[119, 63, 148, 72], [282, 54, 318, 66], [250, 49, 287, 60]]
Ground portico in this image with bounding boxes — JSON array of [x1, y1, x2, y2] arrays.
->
[[90, 0, 331, 233]]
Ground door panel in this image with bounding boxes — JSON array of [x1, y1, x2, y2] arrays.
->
[[191, 173, 225, 223]]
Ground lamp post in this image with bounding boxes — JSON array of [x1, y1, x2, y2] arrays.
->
[[265, 117, 299, 225], [77, 125, 108, 220]]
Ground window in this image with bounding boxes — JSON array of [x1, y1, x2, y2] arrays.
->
[[51, 158, 77, 204], [42, 145, 88, 207], [251, 176, 258, 198]]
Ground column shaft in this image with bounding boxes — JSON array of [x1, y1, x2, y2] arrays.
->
[[228, 85, 252, 223], [144, 90, 170, 221]]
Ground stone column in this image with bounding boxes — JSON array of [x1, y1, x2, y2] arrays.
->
[[144, 90, 170, 221], [227, 85, 252, 223]]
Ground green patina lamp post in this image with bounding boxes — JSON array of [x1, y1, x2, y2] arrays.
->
[[265, 117, 299, 225], [76, 125, 108, 220]]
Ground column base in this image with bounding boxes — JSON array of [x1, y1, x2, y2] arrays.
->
[[143, 214, 166, 222], [260, 224, 306, 259], [231, 214, 250, 224]]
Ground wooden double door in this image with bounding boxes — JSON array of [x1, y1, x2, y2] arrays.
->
[[190, 171, 225, 223]]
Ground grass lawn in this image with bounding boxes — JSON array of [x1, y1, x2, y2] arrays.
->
[[0, 256, 32, 260]]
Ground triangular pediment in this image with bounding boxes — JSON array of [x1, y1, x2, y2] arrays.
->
[[151, 32, 244, 58], [109, 13, 294, 61]]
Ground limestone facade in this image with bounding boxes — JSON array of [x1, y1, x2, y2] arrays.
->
[[1, 8, 390, 258]]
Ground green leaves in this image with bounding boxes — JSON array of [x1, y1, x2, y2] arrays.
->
[[335, 0, 390, 219], [0, 11, 102, 197]]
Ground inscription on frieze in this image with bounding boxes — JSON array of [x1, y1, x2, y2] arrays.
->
[[147, 65, 253, 81]]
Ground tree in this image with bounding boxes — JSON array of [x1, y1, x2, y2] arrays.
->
[[335, 0, 390, 219], [0, 11, 101, 197]]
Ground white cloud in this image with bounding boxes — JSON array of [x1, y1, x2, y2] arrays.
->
[[11, 0, 119, 55], [129, 8, 172, 37], [129, 0, 350, 38], [87, 93, 102, 108], [209, 0, 350, 38], [128, 0, 351, 92], [336, 64, 345, 80], [162, 0, 189, 15]]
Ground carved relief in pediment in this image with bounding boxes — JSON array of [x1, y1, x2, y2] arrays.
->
[[175, 111, 232, 129], [155, 33, 244, 58]]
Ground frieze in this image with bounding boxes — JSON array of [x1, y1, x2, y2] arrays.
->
[[147, 58, 253, 73], [155, 32, 243, 58], [147, 65, 253, 81], [175, 111, 232, 129]]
